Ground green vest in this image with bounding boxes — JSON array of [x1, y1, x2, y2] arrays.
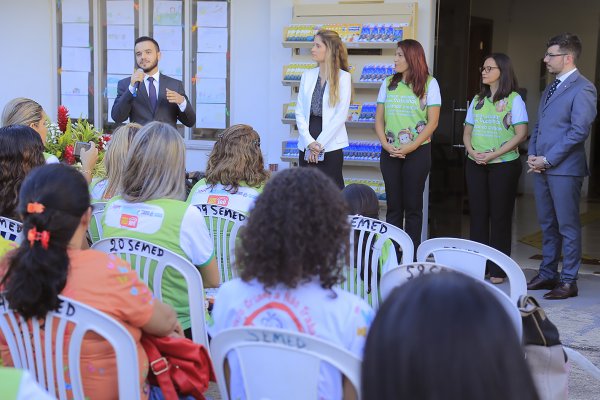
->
[[101, 197, 195, 330], [467, 92, 524, 163], [0, 368, 22, 399], [382, 75, 434, 147]]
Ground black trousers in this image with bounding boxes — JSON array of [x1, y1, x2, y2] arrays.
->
[[465, 157, 522, 278], [380, 143, 431, 249], [298, 113, 345, 189]]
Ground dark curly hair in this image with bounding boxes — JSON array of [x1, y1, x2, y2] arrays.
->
[[0, 125, 45, 220], [1, 164, 90, 319], [237, 168, 350, 290]]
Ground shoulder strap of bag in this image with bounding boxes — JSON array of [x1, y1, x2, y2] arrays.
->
[[141, 335, 179, 400]]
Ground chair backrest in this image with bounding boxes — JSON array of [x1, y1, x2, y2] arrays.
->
[[379, 262, 523, 339], [87, 202, 106, 244], [340, 214, 414, 309], [91, 237, 209, 348], [0, 216, 23, 244], [210, 327, 362, 400], [0, 295, 140, 400], [416, 237, 527, 303], [194, 204, 246, 286]]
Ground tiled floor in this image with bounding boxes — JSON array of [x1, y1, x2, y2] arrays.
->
[[512, 194, 600, 275]]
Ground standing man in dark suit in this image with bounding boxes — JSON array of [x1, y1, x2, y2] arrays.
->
[[111, 36, 196, 128], [526, 33, 597, 299]]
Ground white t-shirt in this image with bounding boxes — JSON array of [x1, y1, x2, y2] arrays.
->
[[377, 77, 442, 106], [90, 178, 109, 202], [187, 180, 263, 215], [465, 93, 528, 126], [209, 278, 374, 400]]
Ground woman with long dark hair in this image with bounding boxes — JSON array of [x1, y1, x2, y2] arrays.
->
[[463, 53, 528, 284], [295, 29, 352, 188], [210, 168, 374, 400], [362, 272, 539, 400], [0, 125, 45, 220], [0, 164, 180, 399], [375, 39, 440, 249]]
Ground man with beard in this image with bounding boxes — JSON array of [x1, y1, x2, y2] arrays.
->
[[111, 36, 196, 127]]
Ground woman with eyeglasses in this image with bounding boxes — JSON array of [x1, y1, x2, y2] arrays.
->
[[295, 29, 352, 189], [463, 53, 528, 284], [375, 39, 441, 251], [187, 124, 269, 215]]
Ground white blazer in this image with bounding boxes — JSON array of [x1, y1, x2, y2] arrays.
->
[[295, 67, 351, 152]]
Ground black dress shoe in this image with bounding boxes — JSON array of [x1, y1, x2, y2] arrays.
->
[[543, 282, 578, 300], [527, 274, 559, 290]]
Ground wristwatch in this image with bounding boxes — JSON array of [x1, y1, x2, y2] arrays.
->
[[542, 156, 552, 168]]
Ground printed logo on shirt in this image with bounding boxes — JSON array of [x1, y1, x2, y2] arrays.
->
[[207, 195, 229, 206], [120, 214, 138, 228]]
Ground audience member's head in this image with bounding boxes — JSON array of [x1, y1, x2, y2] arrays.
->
[[0, 125, 46, 219], [206, 124, 270, 193], [238, 168, 349, 289], [362, 272, 539, 400], [1, 164, 90, 319], [1, 98, 48, 142], [102, 122, 142, 199], [342, 183, 380, 219], [120, 121, 186, 202]]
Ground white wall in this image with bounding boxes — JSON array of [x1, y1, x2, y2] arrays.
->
[[0, 0, 56, 118]]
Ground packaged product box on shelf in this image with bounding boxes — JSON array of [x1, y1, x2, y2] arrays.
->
[[347, 104, 361, 122], [358, 103, 377, 122], [284, 102, 296, 119]]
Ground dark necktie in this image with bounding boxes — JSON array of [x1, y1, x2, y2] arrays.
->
[[148, 77, 157, 112], [545, 78, 560, 104]]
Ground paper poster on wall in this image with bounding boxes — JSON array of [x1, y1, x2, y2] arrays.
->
[[62, 23, 89, 47], [61, 71, 89, 96], [107, 50, 134, 74], [196, 78, 226, 103], [108, 98, 116, 122], [106, 74, 129, 98], [159, 50, 183, 78], [153, 25, 182, 51], [61, 47, 91, 72], [61, 95, 89, 119], [153, 1, 182, 26], [196, 103, 226, 129], [106, 0, 135, 25], [197, 1, 227, 27], [196, 53, 226, 78], [61, 0, 89, 23], [197, 27, 227, 53], [107, 25, 135, 49]]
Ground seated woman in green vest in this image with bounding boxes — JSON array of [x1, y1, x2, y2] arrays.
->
[[187, 124, 270, 214], [101, 121, 220, 336], [0, 125, 45, 221], [1, 97, 98, 184]]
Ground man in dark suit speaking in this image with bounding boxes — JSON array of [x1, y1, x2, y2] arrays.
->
[[111, 36, 196, 127]]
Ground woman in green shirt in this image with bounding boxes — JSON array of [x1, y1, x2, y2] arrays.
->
[[463, 53, 528, 284]]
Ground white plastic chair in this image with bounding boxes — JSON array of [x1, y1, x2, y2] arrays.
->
[[0, 295, 140, 400], [416, 238, 527, 303], [194, 203, 246, 286], [340, 214, 414, 309], [380, 262, 523, 339], [0, 216, 23, 244], [210, 327, 362, 400], [92, 237, 209, 349], [87, 202, 106, 244]]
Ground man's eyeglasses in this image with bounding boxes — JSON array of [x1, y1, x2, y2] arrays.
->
[[479, 66, 500, 73], [544, 52, 567, 58]]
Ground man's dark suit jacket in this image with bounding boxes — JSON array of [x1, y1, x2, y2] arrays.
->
[[111, 73, 196, 127]]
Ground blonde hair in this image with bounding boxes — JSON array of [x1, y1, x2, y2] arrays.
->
[[206, 124, 270, 193], [102, 123, 142, 199], [315, 29, 350, 107], [1, 98, 44, 127], [120, 122, 186, 202]]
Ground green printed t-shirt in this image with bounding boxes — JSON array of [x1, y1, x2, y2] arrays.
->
[[101, 197, 215, 330], [377, 75, 441, 147], [465, 91, 528, 163]]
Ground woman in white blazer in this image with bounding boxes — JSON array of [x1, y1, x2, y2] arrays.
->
[[295, 29, 352, 189]]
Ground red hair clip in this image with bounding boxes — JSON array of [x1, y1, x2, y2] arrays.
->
[[27, 202, 45, 214], [27, 227, 51, 249]]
